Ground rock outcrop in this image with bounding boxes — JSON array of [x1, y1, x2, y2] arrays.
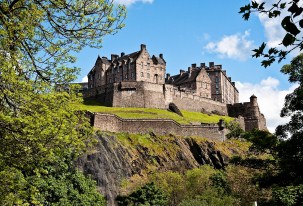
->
[[77, 132, 240, 205]]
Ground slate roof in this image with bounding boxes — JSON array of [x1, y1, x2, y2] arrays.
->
[[166, 68, 202, 86]]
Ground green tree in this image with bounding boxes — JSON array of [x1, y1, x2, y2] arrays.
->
[[239, 0, 303, 67], [0, 0, 126, 204], [275, 53, 303, 185], [116, 182, 168, 206]]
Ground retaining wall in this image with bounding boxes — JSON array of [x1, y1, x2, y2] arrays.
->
[[93, 113, 226, 141]]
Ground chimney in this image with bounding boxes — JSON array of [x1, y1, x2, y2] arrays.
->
[[232, 82, 235, 86], [102, 56, 107, 59], [191, 63, 196, 68], [166, 73, 170, 79], [209, 62, 214, 68], [159, 53, 163, 59], [228, 77, 231, 81], [223, 70, 226, 75], [121, 52, 125, 57], [140, 44, 146, 51], [180, 70, 185, 75], [200, 63, 205, 68], [188, 67, 192, 76], [111, 54, 118, 61]]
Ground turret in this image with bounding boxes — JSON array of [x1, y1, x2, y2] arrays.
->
[[250, 94, 258, 107]]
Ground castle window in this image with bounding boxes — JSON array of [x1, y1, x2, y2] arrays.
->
[[215, 77, 218, 82], [90, 75, 92, 81], [147, 73, 150, 78], [141, 62, 144, 70], [131, 72, 134, 79], [109, 78, 112, 83], [114, 77, 117, 82], [147, 63, 150, 70], [141, 72, 144, 77], [216, 83, 219, 89], [125, 74, 128, 79], [120, 75, 123, 81], [216, 90, 219, 94]]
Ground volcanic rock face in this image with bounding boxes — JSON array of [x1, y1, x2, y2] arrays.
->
[[77, 132, 228, 206]]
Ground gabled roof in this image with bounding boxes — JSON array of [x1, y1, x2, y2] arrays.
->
[[166, 68, 202, 86]]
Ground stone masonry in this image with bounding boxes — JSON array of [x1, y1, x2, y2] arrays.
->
[[84, 44, 267, 132]]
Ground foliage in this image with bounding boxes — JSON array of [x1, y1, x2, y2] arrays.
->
[[116, 182, 168, 206], [272, 184, 303, 206], [242, 129, 278, 153], [225, 121, 245, 139], [239, 0, 303, 67], [275, 53, 303, 185], [0, 0, 126, 205]]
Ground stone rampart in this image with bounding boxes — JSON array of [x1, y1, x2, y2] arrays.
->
[[164, 86, 227, 114], [93, 113, 225, 141]]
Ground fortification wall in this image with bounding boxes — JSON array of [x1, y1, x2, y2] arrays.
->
[[164, 86, 227, 114], [112, 81, 166, 109], [93, 113, 225, 141]]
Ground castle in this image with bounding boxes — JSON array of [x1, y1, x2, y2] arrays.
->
[[84, 44, 267, 132]]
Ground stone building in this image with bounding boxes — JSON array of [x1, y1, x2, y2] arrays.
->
[[165, 62, 239, 104], [87, 44, 166, 90], [85, 44, 267, 132]]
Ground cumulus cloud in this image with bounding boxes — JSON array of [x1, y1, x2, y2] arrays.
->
[[204, 30, 255, 61], [114, 0, 153, 6], [81, 76, 88, 82], [236, 77, 297, 133], [253, 0, 303, 51]]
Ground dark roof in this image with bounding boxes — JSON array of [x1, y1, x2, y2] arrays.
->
[[166, 68, 202, 86]]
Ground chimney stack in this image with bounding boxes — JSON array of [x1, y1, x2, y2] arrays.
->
[[191, 63, 196, 68], [180, 70, 185, 75], [159, 53, 163, 59], [140, 44, 146, 51], [209, 62, 214, 68], [121, 52, 125, 57], [200, 63, 205, 68]]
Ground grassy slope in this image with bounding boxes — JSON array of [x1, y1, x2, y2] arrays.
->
[[75, 100, 234, 124]]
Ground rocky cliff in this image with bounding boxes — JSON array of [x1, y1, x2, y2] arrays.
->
[[77, 131, 250, 206]]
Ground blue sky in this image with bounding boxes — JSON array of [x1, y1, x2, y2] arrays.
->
[[75, 0, 298, 132]]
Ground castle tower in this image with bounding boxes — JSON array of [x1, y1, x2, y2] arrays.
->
[[249, 94, 260, 119], [250, 94, 258, 107]]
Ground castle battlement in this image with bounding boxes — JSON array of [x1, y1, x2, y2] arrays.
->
[[84, 44, 267, 132]]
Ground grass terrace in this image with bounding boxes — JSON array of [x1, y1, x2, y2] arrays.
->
[[75, 99, 234, 125]]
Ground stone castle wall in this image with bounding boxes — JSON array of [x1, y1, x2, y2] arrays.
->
[[93, 113, 225, 141], [85, 82, 267, 132]]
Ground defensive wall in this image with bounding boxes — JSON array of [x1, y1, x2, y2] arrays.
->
[[92, 113, 226, 141], [85, 81, 228, 114], [85, 82, 267, 132]]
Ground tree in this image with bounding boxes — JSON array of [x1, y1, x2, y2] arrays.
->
[[239, 0, 303, 67], [0, 0, 126, 204], [116, 182, 168, 206], [275, 53, 303, 184]]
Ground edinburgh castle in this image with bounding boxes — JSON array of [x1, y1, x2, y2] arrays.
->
[[84, 44, 267, 132]]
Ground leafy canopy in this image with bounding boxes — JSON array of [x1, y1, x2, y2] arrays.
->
[[0, 0, 126, 205], [240, 0, 303, 67]]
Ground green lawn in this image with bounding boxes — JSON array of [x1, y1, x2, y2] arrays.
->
[[75, 100, 234, 125]]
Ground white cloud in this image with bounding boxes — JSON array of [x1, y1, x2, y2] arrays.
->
[[204, 30, 254, 61], [253, 0, 303, 50], [236, 77, 297, 133], [114, 0, 153, 6], [81, 76, 88, 82]]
